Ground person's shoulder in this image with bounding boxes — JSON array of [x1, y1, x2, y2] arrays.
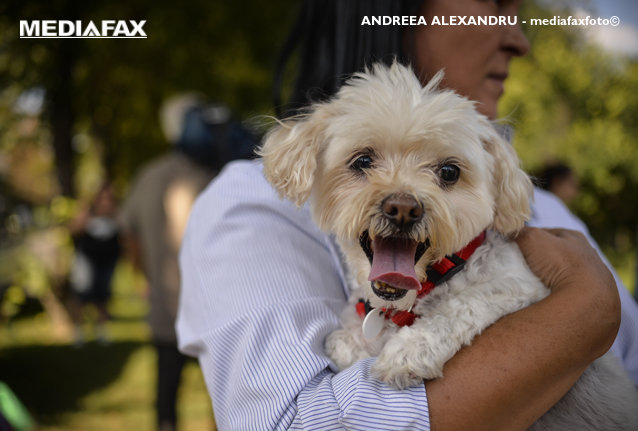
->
[[121, 154, 176, 211], [127, 153, 176, 188], [187, 158, 328, 250], [532, 187, 564, 209], [530, 187, 587, 232], [147, 152, 191, 174], [192, 159, 309, 223], [199, 159, 272, 201], [217, 158, 265, 181]]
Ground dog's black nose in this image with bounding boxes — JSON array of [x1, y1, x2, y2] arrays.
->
[[381, 194, 423, 228]]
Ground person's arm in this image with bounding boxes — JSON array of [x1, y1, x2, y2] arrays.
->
[[177, 160, 431, 430], [121, 232, 144, 273], [427, 227, 620, 431]]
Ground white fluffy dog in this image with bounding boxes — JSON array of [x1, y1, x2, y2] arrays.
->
[[260, 62, 638, 429]]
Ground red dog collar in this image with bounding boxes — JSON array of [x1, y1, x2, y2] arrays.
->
[[357, 231, 487, 328]]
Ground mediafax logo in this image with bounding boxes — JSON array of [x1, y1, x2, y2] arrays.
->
[[19, 20, 147, 38]]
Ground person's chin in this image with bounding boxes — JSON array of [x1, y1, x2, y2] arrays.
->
[[475, 96, 499, 119], [476, 83, 504, 118]]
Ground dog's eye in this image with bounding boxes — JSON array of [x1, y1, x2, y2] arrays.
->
[[439, 164, 460, 184], [350, 155, 373, 171]]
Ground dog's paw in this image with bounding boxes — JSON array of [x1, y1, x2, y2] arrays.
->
[[371, 335, 446, 389], [325, 329, 370, 371], [371, 361, 425, 389]]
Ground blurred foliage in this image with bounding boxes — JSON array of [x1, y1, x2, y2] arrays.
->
[[501, 1, 638, 281], [0, 225, 74, 318], [0, 0, 299, 196], [0, 0, 299, 322]]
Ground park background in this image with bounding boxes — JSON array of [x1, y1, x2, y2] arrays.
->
[[0, 0, 637, 430]]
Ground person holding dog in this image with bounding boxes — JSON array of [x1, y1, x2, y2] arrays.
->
[[176, 1, 638, 430]]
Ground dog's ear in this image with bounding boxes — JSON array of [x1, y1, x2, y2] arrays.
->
[[483, 131, 533, 235], [259, 109, 328, 206]]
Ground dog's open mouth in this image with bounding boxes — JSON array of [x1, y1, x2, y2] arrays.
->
[[371, 280, 409, 301], [360, 231, 428, 301]]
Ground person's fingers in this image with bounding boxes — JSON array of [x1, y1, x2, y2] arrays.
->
[[543, 227, 587, 242], [514, 226, 614, 292]]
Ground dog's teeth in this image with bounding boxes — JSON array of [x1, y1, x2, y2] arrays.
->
[[371, 280, 409, 301], [375, 281, 388, 291], [373, 281, 397, 293]]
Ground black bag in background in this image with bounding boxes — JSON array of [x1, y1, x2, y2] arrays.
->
[[177, 104, 259, 171]]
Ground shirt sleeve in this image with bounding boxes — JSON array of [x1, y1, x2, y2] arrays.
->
[[530, 188, 638, 384], [176, 160, 430, 431]]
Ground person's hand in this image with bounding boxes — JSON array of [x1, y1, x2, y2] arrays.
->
[[515, 226, 617, 294], [427, 227, 621, 431], [514, 226, 620, 357]]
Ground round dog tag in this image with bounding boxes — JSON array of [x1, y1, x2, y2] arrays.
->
[[362, 309, 385, 340]]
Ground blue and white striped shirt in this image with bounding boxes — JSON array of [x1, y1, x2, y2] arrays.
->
[[177, 160, 638, 430]]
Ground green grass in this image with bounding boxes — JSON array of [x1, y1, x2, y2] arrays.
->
[[0, 262, 216, 431]]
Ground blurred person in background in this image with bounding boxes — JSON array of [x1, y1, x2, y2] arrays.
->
[[119, 94, 257, 431], [176, 1, 638, 430], [68, 181, 120, 347], [535, 162, 580, 205]]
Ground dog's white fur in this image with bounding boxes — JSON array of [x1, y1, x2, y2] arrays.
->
[[260, 62, 638, 429]]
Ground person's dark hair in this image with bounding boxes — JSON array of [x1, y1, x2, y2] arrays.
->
[[274, 0, 424, 117], [536, 163, 574, 191]]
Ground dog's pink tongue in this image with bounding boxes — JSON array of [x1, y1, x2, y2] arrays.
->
[[368, 237, 421, 290]]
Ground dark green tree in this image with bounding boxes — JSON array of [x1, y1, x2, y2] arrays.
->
[[501, 2, 638, 282], [0, 0, 299, 197]]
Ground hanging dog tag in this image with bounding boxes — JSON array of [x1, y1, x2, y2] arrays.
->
[[362, 309, 385, 340]]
